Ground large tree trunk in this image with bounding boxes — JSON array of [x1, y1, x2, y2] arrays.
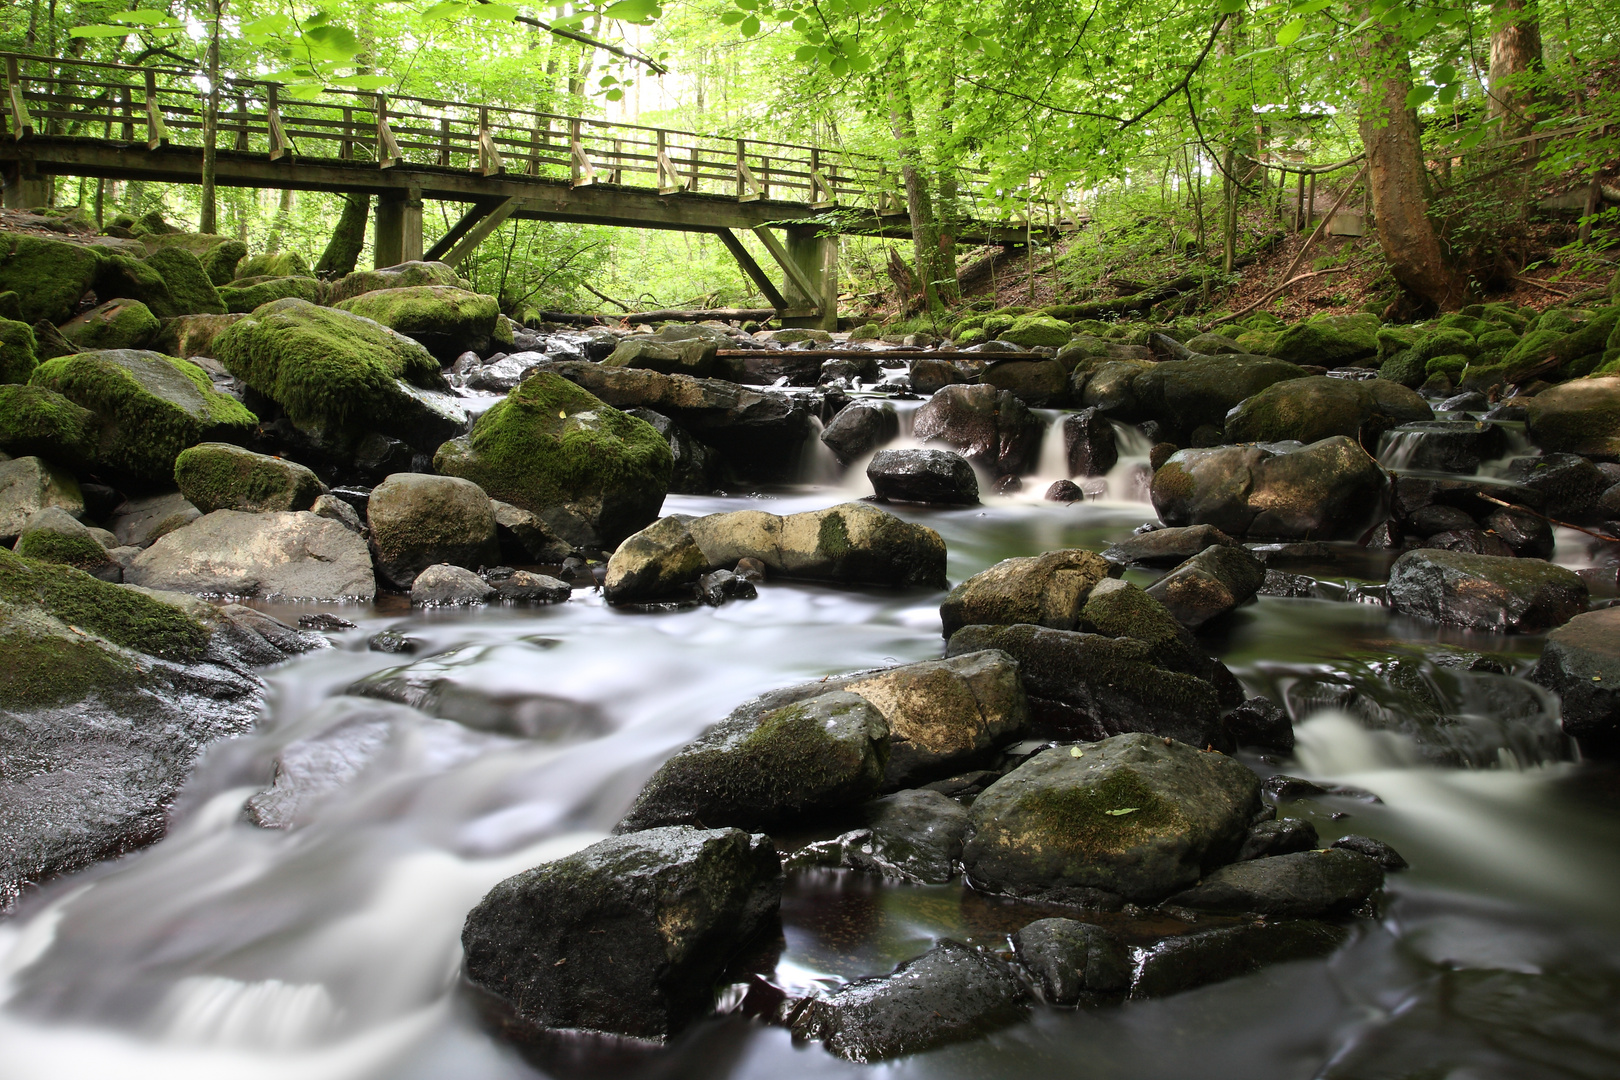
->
[[1489, 0, 1542, 137], [886, 52, 953, 313], [314, 193, 369, 277], [1357, 24, 1467, 310]]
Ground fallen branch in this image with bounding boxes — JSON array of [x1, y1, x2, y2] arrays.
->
[[578, 281, 633, 312], [1053, 273, 1203, 319], [1513, 275, 1576, 296], [1212, 267, 1349, 326]]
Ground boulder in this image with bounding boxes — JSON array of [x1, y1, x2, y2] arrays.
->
[[1145, 543, 1267, 628], [867, 448, 979, 506], [433, 372, 671, 549], [1380, 419, 1509, 473], [1238, 817, 1319, 861], [153, 312, 246, 360], [490, 499, 573, 563], [311, 492, 365, 534], [1223, 696, 1295, 751], [0, 382, 99, 472], [141, 232, 247, 286], [616, 691, 889, 832], [1503, 453, 1610, 518], [29, 349, 256, 482], [11, 506, 116, 579], [982, 358, 1069, 407], [0, 317, 37, 383], [1011, 918, 1130, 1003], [1002, 314, 1072, 349], [142, 245, 226, 316], [109, 490, 198, 547], [1151, 436, 1388, 540], [790, 789, 970, 884], [1168, 848, 1384, 917], [1064, 408, 1118, 477], [461, 826, 781, 1041], [125, 509, 376, 600], [1388, 549, 1587, 633], [327, 261, 464, 304], [1530, 607, 1620, 756], [173, 442, 323, 514], [218, 274, 323, 313], [365, 473, 500, 589], [789, 941, 1029, 1062], [821, 402, 899, 464], [960, 733, 1261, 906], [913, 384, 1045, 476], [333, 285, 500, 361], [939, 548, 1114, 638], [626, 407, 722, 495], [1224, 375, 1432, 446], [1071, 357, 1153, 414], [1080, 577, 1216, 680], [489, 568, 570, 603], [1269, 312, 1380, 366], [235, 251, 312, 280], [1525, 376, 1620, 458], [0, 234, 104, 324], [1128, 355, 1308, 442], [909, 357, 968, 395], [409, 563, 495, 605], [1130, 921, 1348, 998], [601, 336, 719, 378], [0, 456, 83, 542], [1332, 834, 1410, 871], [59, 298, 160, 352], [1102, 523, 1241, 567]]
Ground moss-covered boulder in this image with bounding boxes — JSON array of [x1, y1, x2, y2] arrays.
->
[[1269, 312, 1380, 366], [0, 317, 38, 383], [29, 350, 257, 482], [174, 442, 323, 514], [235, 251, 311, 280], [1526, 376, 1620, 457], [1388, 548, 1587, 633], [141, 233, 248, 286], [939, 549, 1115, 639], [219, 275, 322, 313], [0, 456, 84, 541], [1002, 315, 1072, 349], [0, 235, 103, 324], [365, 472, 500, 588], [12, 505, 116, 578], [1224, 375, 1432, 446], [0, 385, 100, 467], [333, 285, 500, 361], [326, 260, 464, 304], [96, 253, 181, 319], [59, 298, 160, 352], [1128, 355, 1308, 442], [981, 358, 1070, 407], [434, 372, 671, 548], [154, 313, 246, 359], [143, 245, 226, 316]]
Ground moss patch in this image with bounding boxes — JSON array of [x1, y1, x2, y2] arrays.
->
[[1018, 770, 1183, 855], [219, 275, 322, 313], [0, 384, 100, 465], [0, 317, 38, 383], [60, 299, 160, 351], [0, 234, 104, 324], [14, 527, 108, 571], [0, 547, 208, 661], [174, 442, 321, 513], [144, 246, 226, 316], [96, 254, 180, 319], [0, 612, 137, 709], [817, 510, 851, 559], [236, 251, 311, 280], [334, 286, 499, 355]]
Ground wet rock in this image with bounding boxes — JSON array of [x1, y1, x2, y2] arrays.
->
[[909, 357, 969, 395], [59, 297, 160, 351], [961, 733, 1259, 906], [1332, 834, 1410, 870], [1167, 848, 1384, 917], [789, 940, 1029, 1062], [462, 353, 537, 393], [1503, 453, 1610, 519], [1045, 479, 1085, 502], [1145, 544, 1266, 629], [1524, 375, 1620, 458], [602, 336, 720, 378], [790, 789, 970, 884], [1079, 577, 1214, 681], [820, 402, 899, 464], [939, 548, 1115, 638], [11, 505, 117, 580], [735, 556, 766, 582], [108, 490, 197, 547], [310, 492, 366, 534], [1262, 775, 1381, 804], [1408, 503, 1477, 536], [913, 384, 1045, 476], [1238, 817, 1319, 860], [1439, 390, 1490, 412], [410, 563, 495, 605], [1063, 407, 1118, 477], [617, 691, 888, 832], [947, 623, 1222, 747], [490, 500, 572, 564], [696, 568, 755, 605], [1222, 695, 1295, 751], [1151, 436, 1388, 540], [125, 509, 376, 600], [0, 456, 83, 542], [1225, 376, 1432, 447], [173, 441, 323, 514], [462, 825, 781, 1042], [367, 628, 417, 653], [982, 358, 1069, 407], [1130, 920, 1349, 998], [1382, 420, 1508, 474], [1011, 918, 1130, 1003], [366, 473, 500, 590], [867, 448, 979, 506], [1103, 523, 1241, 567], [1128, 354, 1308, 443], [1530, 607, 1620, 756], [1389, 548, 1587, 633]]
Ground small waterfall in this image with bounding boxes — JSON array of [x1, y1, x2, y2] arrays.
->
[[1102, 419, 1153, 503], [1377, 427, 1423, 471], [799, 415, 843, 486]]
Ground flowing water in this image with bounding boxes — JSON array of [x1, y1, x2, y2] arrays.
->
[[5, 415, 1620, 1079]]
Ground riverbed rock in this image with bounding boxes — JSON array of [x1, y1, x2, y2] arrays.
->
[[409, 563, 495, 605], [59, 298, 160, 352], [0, 384, 99, 469], [1079, 577, 1214, 680], [1388, 548, 1587, 633], [790, 940, 1029, 1062], [333, 285, 499, 361], [939, 549, 1114, 638], [1011, 918, 1130, 1003], [1525, 376, 1620, 458], [461, 825, 782, 1041], [434, 372, 671, 549], [1224, 375, 1432, 447], [29, 349, 257, 482], [326, 261, 465, 304], [960, 733, 1261, 906], [821, 402, 899, 464], [142, 244, 226, 316], [1064, 407, 1118, 477], [365, 473, 500, 589], [1530, 607, 1620, 756], [627, 407, 722, 495], [125, 509, 376, 600], [1145, 543, 1267, 628], [1130, 920, 1349, 998], [1102, 524, 1241, 567], [0, 456, 83, 542], [602, 336, 720, 379], [1503, 453, 1610, 518], [913, 384, 1045, 476], [1168, 848, 1384, 917], [11, 506, 117, 579], [1382, 420, 1508, 473], [1237, 817, 1319, 860], [982, 358, 1069, 407], [108, 490, 197, 547], [1270, 312, 1381, 366], [909, 357, 968, 395], [1128, 355, 1308, 442], [867, 448, 979, 506], [617, 691, 889, 832], [1151, 436, 1388, 540], [1223, 695, 1295, 750], [791, 789, 971, 884], [173, 442, 323, 514]]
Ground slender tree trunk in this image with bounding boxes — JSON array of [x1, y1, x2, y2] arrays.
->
[[1489, 0, 1542, 137], [315, 193, 370, 277], [264, 188, 294, 253], [887, 47, 951, 312], [1357, 19, 1467, 309], [199, 0, 222, 234]]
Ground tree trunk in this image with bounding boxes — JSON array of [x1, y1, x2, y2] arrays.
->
[[315, 193, 370, 277], [199, 0, 222, 234], [1489, 0, 1542, 137], [1357, 22, 1467, 310], [264, 188, 294, 253], [887, 48, 952, 312]]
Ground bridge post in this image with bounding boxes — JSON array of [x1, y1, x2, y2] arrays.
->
[[373, 186, 423, 268], [778, 225, 837, 331], [1, 159, 52, 209]]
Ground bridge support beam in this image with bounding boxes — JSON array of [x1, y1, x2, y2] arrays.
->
[[373, 186, 422, 268], [779, 226, 837, 331], [1, 159, 53, 209]]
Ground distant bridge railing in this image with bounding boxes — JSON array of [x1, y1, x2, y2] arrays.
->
[[1, 51, 1073, 232]]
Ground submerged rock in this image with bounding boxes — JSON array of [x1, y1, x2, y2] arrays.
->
[[790, 789, 970, 884], [939, 548, 1115, 638], [1103, 523, 1241, 567], [867, 448, 979, 506], [789, 940, 1029, 1062], [1388, 549, 1587, 633], [1130, 920, 1349, 998], [1011, 918, 1130, 1003], [461, 826, 782, 1041], [409, 563, 495, 605], [1531, 607, 1620, 756], [1167, 848, 1384, 917], [124, 509, 376, 600]]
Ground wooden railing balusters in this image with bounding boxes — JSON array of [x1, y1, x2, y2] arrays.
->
[[143, 69, 168, 148]]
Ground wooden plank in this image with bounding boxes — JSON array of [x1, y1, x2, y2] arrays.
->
[[425, 196, 502, 260], [440, 194, 521, 266], [143, 69, 168, 148], [375, 94, 402, 168], [570, 118, 594, 186], [656, 129, 686, 195], [750, 224, 820, 305], [5, 59, 34, 139], [714, 228, 787, 310]]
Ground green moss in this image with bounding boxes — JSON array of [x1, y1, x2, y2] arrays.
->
[[1379, 348, 1427, 387], [1233, 328, 1279, 356], [1375, 324, 1423, 361], [0, 384, 99, 464], [0, 234, 105, 324], [1426, 353, 1470, 377], [219, 275, 322, 313], [0, 317, 37, 383], [1003, 315, 1073, 349], [15, 528, 107, 571], [212, 298, 442, 428], [327, 262, 464, 303], [0, 547, 208, 661], [0, 614, 138, 709], [1020, 771, 1182, 854], [1437, 313, 1494, 337], [1475, 328, 1520, 354], [1271, 312, 1380, 365], [97, 253, 180, 319], [951, 315, 988, 340], [956, 327, 990, 347], [817, 510, 851, 559], [174, 443, 320, 513], [333, 286, 498, 344], [982, 314, 1016, 338], [143, 246, 226, 316], [236, 251, 312, 280], [1152, 460, 1196, 500], [61, 299, 160, 351]]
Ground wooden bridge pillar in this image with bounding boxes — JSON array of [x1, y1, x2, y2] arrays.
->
[[1, 159, 53, 209], [373, 186, 423, 268], [778, 225, 837, 331]]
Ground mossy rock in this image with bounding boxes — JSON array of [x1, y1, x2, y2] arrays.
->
[[1425, 353, 1470, 378], [142, 233, 249, 286], [0, 291, 20, 321], [1184, 332, 1244, 355], [1071, 319, 1115, 336], [1270, 313, 1380, 366], [212, 298, 445, 430], [96, 253, 181, 319], [1500, 328, 1566, 383], [174, 442, 323, 514], [0, 317, 37, 383], [219, 275, 322, 313], [333, 285, 500, 361], [0, 385, 100, 467], [1554, 306, 1620, 365], [1561, 353, 1607, 380], [60, 298, 160, 352], [433, 371, 672, 548], [1526, 376, 1620, 456], [849, 323, 883, 343], [982, 314, 1016, 338], [235, 251, 312, 280], [1460, 360, 1510, 393], [955, 327, 990, 348], [1224, 375, 1432, 446], [950, 315, 987, 340], [1436, 313, 1495, 337], [1002, 315, 1072, 349], [13, 507, 112, 576], [143, 246, 226, 316], [1535, 308, 1581, 336], [29, 349, 257, 482], [1232, 328, 1279, 356], [154, 313, 246, 360], [1475, 327, 1521, 355], [0, 235, 104, 325], [1242, 312, 1284, 332], [1378, 348, 1426, 387], [326, 261, 465, 304], [1375, 324, 1423, 361]]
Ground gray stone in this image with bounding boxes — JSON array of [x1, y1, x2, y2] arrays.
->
[[1064, 407, 1118, 477], [1331, 834, 1409, 870], [821, 402, 899, 464], [409, 563, 494, 605], [1389, 548, 1587, 633], [939, 548, 1115, 639], [366, 473, 500, 589], [109, 490, 200, 548], [627, 407, 722, 495], [913, 383, 1045, 476], [1224, 375, 1433, 446], [1504, 453, 1610, 518], [1145, 544, 1267, 628], [867, 448, 979, 506], [1167, 848, 1385, 917], [125, 509, 376, 600], [310, 492, 365, 534], [1381, 420, 1509, 473], [10, 505, 117, 580], [1223, 695, 1295, 750], [791, 789, 970, 884], [1011, 918, 1130, 1003], [603, 336, 719, 378], [1238, 817, 1319, 861], [490, 499, 572, 563], [1130, 921, 1349, 998], [1531, 606, 1620, 755], [1103, 523, 1242, 567], [492, 569, 570, 603], [1128, 354, 1308, 442], [0, 456, 82, 542]]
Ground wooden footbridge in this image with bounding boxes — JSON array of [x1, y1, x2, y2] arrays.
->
[[0, 53, 1066, 328]]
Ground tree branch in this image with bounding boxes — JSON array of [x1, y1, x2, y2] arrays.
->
[[470, 0, 669, 75]]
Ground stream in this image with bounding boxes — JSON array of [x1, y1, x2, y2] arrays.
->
[[4, 405, 1620, 1080]]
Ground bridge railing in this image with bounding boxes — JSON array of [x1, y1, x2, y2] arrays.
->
[[2, 51, 1039, 220]]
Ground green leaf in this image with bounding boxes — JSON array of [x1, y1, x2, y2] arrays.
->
[[1276, 19, 1305, 45], [850, 51, 871, 70], [1434, 63, 1456, 84], [331, 74, 394, 89], [1104, 807, 1140, 816], [735, 0, 759, 9], [793, 43, 817, 61], [1459, 126, 1489, 150], [1406, 12, 1439, 37], [829, 56, 849, 76], [604, 0, 660, 21], [471, 3, 520, 20], [420, 1, 468, 18], [720, 10, 745, 23], [1217, 0, 1245, 12], [1436, 6, 1466, 25], [71, 24, 161, 37], [740, 13, 760, 34], [1437, 83, 1458, 105], [304, 24, 359, 54], [604, 88, 623, 101], [1405, 83, 1436, 108]]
